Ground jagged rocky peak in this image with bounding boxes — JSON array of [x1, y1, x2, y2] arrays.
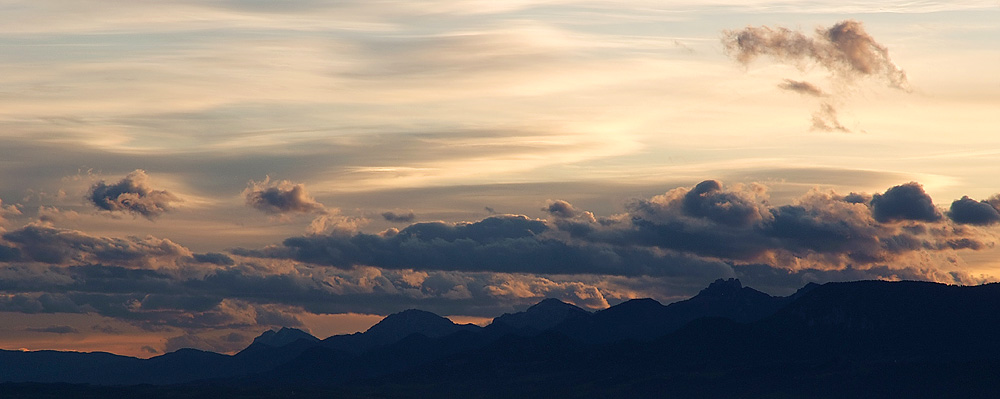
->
[[699, 278, 744, 296], [251, 327, 319, 348]]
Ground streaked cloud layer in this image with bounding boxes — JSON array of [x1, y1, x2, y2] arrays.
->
[[0, 0, 998, 356]]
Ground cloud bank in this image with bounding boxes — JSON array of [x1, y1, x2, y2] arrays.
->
[[1, 180, 997, 346], [245, 180, 996, 286]]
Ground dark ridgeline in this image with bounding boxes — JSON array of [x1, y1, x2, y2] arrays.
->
[[2, 279, 1000, 398]]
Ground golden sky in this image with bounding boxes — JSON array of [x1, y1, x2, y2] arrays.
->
[[0, 0, 998, 357]]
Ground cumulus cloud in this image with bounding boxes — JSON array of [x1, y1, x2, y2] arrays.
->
[[382, 211, 416, 223], [870, 182, 942, 223], [243, 177, 326, 215], [0, 198, 23, 228], [549, 180, 988, 271], [723, 20, 909, 132], [543, 200, 580, 219], [679, 180, 769, 227], [88, 170, 181, 220], [949, 196, 1000, 225]]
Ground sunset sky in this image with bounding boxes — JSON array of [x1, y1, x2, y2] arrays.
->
[[1, 0, 998, 357]]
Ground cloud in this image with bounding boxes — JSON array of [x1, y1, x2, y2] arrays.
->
[[723, 20, 908, 88], [0, 180, 995, 332], [679, 180, 769, 227], [236, 214, 732, 278], [870, 182, 942, 223], [1, 224, 192, 268], [949, 196, 1000, 225], [236, 179, 994, 295], [92, 324, 124, 334], [778, 79, 825, 97], [25, 325, 79, 334], [722, 20, 909, 132], [772, 80, 842, 132], [243, 177, 326, 215], [0, 198, 22, 228], [36, 206, 80, 225], [811, 102, 848, 132], [552, 180, 988, 270], [88, 170, 181, 220], [543, 200, 582, 219], [543, 200, 578, 219], [192, 252, 236, 266], [382, 211, 416, 223], [306, 212, 369, 235]]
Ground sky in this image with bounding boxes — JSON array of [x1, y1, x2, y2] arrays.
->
[[1, 0, 999, 357]]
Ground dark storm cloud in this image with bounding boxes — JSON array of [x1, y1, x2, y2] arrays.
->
[[870, 182, 942, 223], [243, 177, 326, 215], [382, 211, 416, 223], [778, 79, 825, 97], [722, 20, 908, 88], [88, 170, 181, 219], [948, 196, 1000, 225]]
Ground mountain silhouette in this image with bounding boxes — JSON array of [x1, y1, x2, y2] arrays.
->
[[552, 278, 788, 343], [248, 327, 318, 348], [490, 298, 590, 333], [318, 308, 481, 355], [4, 279, 1000, 398]]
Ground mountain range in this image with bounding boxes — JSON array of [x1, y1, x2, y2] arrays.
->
[[2, 278, 999, 398]]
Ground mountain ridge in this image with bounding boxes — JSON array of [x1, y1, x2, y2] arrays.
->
[[3, 279, 997, 397]]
